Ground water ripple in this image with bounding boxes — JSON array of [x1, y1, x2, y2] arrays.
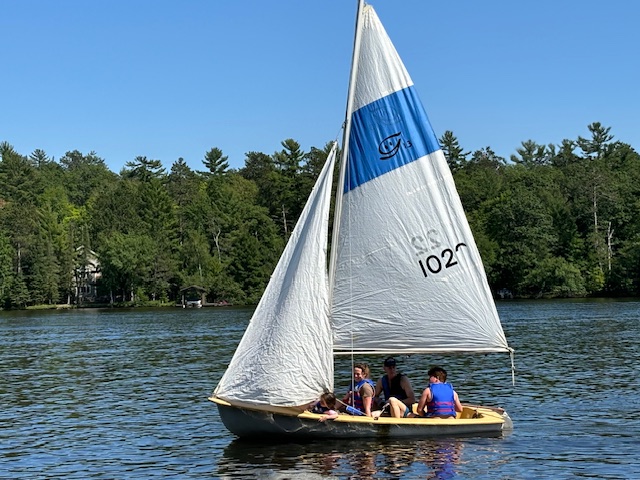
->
[[1, 301, 640, 478]]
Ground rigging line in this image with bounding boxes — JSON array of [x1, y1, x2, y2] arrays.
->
[[510, 350, 516, 386], [348, 122, 358, 394], [329, 0, 363, 296], [349, 0, 365, 400], [331, 0, 364, 403]]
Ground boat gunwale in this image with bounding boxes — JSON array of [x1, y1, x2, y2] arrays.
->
[[209, 396, 506, 426]]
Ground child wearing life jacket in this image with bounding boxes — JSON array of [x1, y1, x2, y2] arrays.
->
[[310, 392, 339, 422], [412, 366, 463, 418]]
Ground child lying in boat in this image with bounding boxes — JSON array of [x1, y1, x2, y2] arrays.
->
[[308, 392, 339, 422]]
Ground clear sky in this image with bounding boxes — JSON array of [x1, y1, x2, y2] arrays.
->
[[2, 0, 638, 173]]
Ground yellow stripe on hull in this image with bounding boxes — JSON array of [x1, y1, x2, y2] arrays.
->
[[210, 396, 510, 439]]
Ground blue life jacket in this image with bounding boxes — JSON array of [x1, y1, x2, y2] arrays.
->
[[352, 379, 375, 412], [311, 401, 330, 414], [426, 382, 457, 417]]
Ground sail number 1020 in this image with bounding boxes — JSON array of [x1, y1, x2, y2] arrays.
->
[[418, 243, 468, 277]]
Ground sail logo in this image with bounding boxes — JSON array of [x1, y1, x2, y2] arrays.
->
[[346, 86, 438, 192], [378, 132, 402, 159], [371, 104, 401, 125]]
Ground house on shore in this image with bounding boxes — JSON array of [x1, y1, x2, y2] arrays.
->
[[179, 285, 207, 308], [74, 246, 101, 304]]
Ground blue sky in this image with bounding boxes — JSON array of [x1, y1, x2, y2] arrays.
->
[[2, 0, 638, 173]]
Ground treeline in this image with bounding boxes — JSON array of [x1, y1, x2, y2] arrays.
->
[[1, 122, 639, 309], [442, 122, 640, 298], [0, 139, 330, 308]]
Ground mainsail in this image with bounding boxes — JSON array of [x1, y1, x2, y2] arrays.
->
[[331, 5, 510, 355], [213, 144, 337, 407]]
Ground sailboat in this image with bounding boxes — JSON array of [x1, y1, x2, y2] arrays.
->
[[209, 1, 514, 439]]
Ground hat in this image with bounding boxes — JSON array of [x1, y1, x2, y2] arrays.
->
[[383, 357, 396, 367]]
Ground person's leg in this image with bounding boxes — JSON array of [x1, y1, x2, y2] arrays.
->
[[388, 397, 405, 418]]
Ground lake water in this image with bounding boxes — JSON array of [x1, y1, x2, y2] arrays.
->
[[1, 299, 639, 479]]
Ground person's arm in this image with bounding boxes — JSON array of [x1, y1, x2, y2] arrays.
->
[[416, 387, 431, 416], [374, 378, 382, 397], [339, 391, 351, 411], [401, 376, 417, 406], [453, 390, 463, 413], [319, 410, 338, 422], [361, 384, 374, 416], [373, 378, 383, 406], [342, 390, 352, 403]]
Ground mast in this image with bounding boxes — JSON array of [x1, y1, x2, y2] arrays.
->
[[328, 0, 365, 297]]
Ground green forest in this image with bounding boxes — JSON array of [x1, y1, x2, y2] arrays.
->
[[1, 121, 639, 309]]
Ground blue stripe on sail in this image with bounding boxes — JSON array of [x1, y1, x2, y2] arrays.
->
[[345, 86, 440, 193]]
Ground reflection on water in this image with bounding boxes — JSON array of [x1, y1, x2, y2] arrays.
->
[[1, 300, 639, 478], [219, 438, 465, 479]]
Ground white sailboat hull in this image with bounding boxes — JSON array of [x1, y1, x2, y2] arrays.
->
[[210, 397, 511, 439]]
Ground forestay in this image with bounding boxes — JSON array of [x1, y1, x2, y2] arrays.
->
[[331, 5, 510, 355], [213, 144, 338, 407]]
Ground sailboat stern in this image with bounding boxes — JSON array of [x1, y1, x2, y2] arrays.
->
[[460, 404, 513, 431]]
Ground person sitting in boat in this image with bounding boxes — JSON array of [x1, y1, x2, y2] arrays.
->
[[411, 366, 463, 418], [373, 356, 416, 418], [309, 392, 339, 422], [341, 362, 375, 417]]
